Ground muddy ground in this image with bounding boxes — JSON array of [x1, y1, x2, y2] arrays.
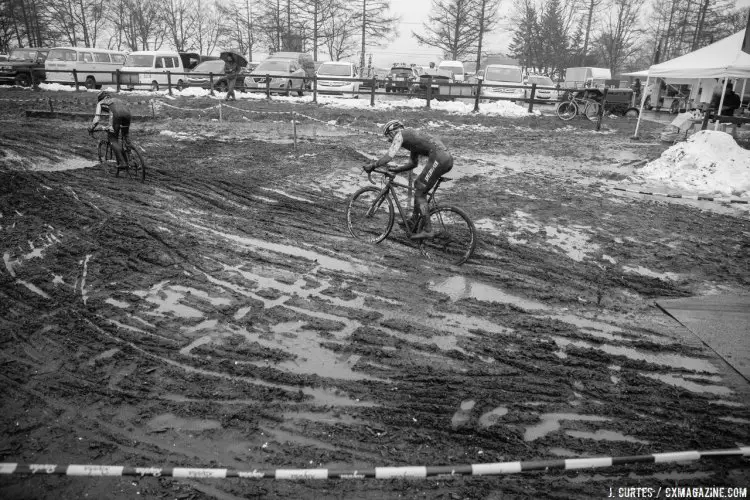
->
[[1, 89, 749, 499]]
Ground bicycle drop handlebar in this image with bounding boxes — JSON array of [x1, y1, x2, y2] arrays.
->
[[362, 164, 397, 185]]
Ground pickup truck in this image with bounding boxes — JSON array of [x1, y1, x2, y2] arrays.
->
[[0, 47, 49, 87]]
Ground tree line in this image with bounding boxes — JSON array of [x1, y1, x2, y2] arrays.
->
[[1, 0, 748, 78]]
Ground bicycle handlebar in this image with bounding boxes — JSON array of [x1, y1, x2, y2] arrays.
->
[[362, 164, 397, 185]]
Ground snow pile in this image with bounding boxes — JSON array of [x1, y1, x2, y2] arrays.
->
[[635, 130, 750, 197]]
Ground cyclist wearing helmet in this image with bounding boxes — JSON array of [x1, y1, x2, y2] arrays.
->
[[365, 119, 453, 239], [88, 90, 132, 168]]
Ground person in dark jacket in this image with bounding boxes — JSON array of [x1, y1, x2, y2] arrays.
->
[[365, 120, 453, 239], [224, 54, 239, 101]]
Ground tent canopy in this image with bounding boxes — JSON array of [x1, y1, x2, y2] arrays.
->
[[647, 29, 750, 79], [622, 70, 649, 78]]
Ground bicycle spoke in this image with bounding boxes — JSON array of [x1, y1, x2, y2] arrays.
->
[[419, 206, 476, 266], [346, 186, 394, 244]]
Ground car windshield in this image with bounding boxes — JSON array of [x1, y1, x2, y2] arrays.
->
[[125, 54, 154, 67], [485, 67, 522, 82], [318, 64, 352, 76], [390, 68, 412, 77], [192, 60, 225, 73], [47, 49, 77, 62], [9, 49, 39, 61], [255, 60, 290, 72], [440, 63, 464, 75], [529, 76, 554, 86]]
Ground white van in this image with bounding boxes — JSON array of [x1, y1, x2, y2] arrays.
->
[[120, 51, 185, 91], [45, 47, 126, 89], [481, 64, 524, 99], [438, 60, 465, 82]]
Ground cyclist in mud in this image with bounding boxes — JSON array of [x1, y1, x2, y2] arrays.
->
[[365, 119, 453, 239], [88, 90, 131, 168]]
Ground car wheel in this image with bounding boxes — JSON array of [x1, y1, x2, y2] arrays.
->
[[150, 81, 159, 92], [217, 81, 228, 92], [644, 96, 652, 110], [624, 107, 639, 119], [84, 76, 97, 89], [285, 81, 292, 96], [670, 100, 680, 114], [176, 80, 185, 91], [15, 73, 31, 87]]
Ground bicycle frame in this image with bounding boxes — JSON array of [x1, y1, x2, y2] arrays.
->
[[367, 167, 443, 235]]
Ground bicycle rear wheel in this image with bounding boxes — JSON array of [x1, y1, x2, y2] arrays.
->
[[556, 101, 577, 120], [584, 100, 601, 121], [125, 144, 146, 182], [419, 206, 476, 266], [346, 186, 394, 244]]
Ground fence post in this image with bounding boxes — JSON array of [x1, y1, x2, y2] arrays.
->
[[167, 71, 173, 96], [293, 112, 297, 151], [426, 76, 433, 109], [527, 83, 536, 113], [209, 73, 215, 96], [596, 88, 608, 131], [219, 102, 222, 122], [370, 77, 376, 107], [473, 79, 483, 113], [47, 97, 53, 112], [313, 75, 317, 103], [265, 74, 271, 99], [116, 70, 121, 93], [72, 69, 80, 91]]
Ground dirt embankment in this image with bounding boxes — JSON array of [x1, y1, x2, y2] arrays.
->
[[1, 91, 749, 499]]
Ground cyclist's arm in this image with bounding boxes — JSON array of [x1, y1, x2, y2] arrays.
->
[[374, 130, 404, 167], [388, 151, 418, 173], [91, 102, 104, 127]]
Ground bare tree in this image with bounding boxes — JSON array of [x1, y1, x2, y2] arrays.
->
[[413, 0, 478, 60], [581, 0, 604, 65], [294, 0, 336, 59], [595, 0, 642, 74], [161, 0, 197, 52], [472, 0, 500, 72], [321, 1, 358, 61], [352, 0, 398, 72], [193, 0, 223, 55]]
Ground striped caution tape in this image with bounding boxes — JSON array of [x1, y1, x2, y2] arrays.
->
[[613, 187, 750, 204], [1, 447, 748, 480], [155, 101, 221, 112]]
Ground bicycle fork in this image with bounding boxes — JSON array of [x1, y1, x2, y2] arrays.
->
[[366, 187, 391, 218]]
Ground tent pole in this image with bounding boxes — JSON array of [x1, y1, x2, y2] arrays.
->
[[714, 77, 729, 131], [633, 75, 650, 138], [741, 79, 747, 112]]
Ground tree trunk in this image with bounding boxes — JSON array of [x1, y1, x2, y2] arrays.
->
[[360, 0, 366, 71], [692, 0, 710, 51], [474, 0, 487, 72], [582, 0, 595, 65]]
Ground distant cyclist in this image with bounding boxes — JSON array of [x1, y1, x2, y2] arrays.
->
[[365, 120, 453, 239], [88, 90, 131, 168]]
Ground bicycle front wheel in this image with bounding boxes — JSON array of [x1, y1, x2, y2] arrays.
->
[[556, 101, 578, 120], [584, 101, 601, 121], [98, 140, 117, 176], [346, 186, 394, 244], [419, 206, 476, 266], [126, 144, 146, 183]]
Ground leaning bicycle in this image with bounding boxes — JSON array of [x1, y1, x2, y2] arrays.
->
[[346, 165, 477, 266], [89, 127, 146, 182], [555, 90, 601, 121]]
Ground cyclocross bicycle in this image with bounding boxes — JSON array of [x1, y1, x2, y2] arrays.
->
[[90, 127, 146, 182], [555, 91, 601, 121], [346, 165, 477, 266]]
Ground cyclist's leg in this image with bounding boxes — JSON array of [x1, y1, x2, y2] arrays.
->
[[120, 111, 132, 164], [110, 115, 125, 167], [413, 150, 453, 238]]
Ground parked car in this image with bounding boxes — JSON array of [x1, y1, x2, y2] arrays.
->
[[0, 47, 49, 87], [316, 61, 361, 98], [244, 58, 306, 96], [0, 54, 8, 62], [45, 47, 126, 89], [120, 50, 186, 91], [438, 60, 465, 82], [481, 63, 525, 100], [410, 68, 455, 100], [264, 52, 315, 88], [524, 74, 559, 100], [186, 59, 251, 92], [385, 65, 419, 93]]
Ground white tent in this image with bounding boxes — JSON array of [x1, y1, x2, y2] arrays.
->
[[634, 29, 750, 136]]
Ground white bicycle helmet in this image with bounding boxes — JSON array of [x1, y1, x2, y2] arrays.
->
[[382, 119, 404, 138]]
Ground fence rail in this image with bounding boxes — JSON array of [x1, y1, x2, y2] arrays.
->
[[17, 68, 633, 116]]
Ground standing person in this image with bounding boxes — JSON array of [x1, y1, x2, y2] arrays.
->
[[365, 120, 453, 239], [712, 82, 741, 116], [224, 54, 239, 101], [88, 90, 131, 169], [632, 78, 642, 104]]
